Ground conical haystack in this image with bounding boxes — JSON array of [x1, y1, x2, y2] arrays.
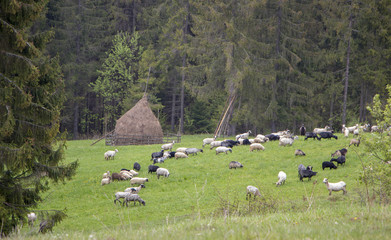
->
[[112, 96, 163, 145]]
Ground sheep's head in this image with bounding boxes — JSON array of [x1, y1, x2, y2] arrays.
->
[[115, 149, 118, 152], [323, 178, 328, 183]]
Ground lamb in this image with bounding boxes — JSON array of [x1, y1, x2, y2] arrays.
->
[[151, 150, 164, 160], [102, 171, 110, 179], [331, 155, 346, 166], [101, 176, 112, 185], [249, 143, 265, 152], [304, 132, 320, 140], [104, 149, 118, 160], [276, 171, 287, 186], [124, 194, 146, 206], [161, 141, 175, 151], [349, 138, 360, 147], [27, 212, 37, 227], [130, 177, 149, 185], [148, 165, 160, 173], [215, 146, 232, 155], [229, 161, 243, 169], [176, 147, 188, 153], [236, 130, 252, 140], [322, 161, 338, 170], [175, 152, 189, 159], [185, 148, 204, 156], [279, 137, 294, 146], [295, 149, 306, 156], [156, 168, 170, 179], [125, 184, 145, 194], [133, 162, 141, 171], [210, 141, 223, 149], [202, 137, 216, 148], [319, 132, 338, 140], [114, 191, 133, 205], [323, 178, 347, 195], [246, 185, 261, 199]]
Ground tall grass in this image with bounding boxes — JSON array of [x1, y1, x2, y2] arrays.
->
[[7, 134, 391, 239]]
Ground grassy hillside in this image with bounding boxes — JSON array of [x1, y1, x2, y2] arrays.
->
[[11, 134, 391, 239]]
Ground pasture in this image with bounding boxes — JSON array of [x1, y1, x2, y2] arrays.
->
[[15, 133, 391, 239]]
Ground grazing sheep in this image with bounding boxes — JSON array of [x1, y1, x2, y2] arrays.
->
[[124, 194, 146, 206], [304, 132, 320, 140], [125, 184, 145, 194], [128, 169, 138, 176], [255, 134, 269, 142], [276, 171, 287, 186], [253, 138, 265, 143], [114, 191, 132, 205], [346, 124, 358, 133], [279, 137, 294, 146], [344, 128, 350, 138], [27, 212, 37, 227], [223, 139, 240, 146], [215, 146, 232, 155], [156, 168, 170, 179], [148, 165, 160, 173], [239, 138, 251, 145], [331, 148, 348, 157], [210, 141, 223, 149], [120, 170, 133, 180], [130, 177, 149, 185], [265, 134, 280, 141], [167, 151, 176, 158], [175, 152, 189, 159], [298, 164, 306, 174], [353, 128, 360, 136], [300, 124, 306, 136], [323, 178, 347, 195], [102, 171, 110, 179], [295, 149, 306, 156], [202, 137, 216, 148], [133, 162, 141, 171], [153, 156, 167, 164], [221, 141, 234, 148], [250, 143, 265, 152], [151, 150, 164, 160], [313, 126, 331, 134], [236, 130, 252, 140], [101, 177, 112, 185], [298, 169, 317, 181], [349, 138, 360, 147], [229, 161, 243, 169], [246, 185, 261, 199], [185, 148, 204, 156], [112, 172, 126, 181], [319, 132, 338, 140], [371, 125, 379, 132], [104, 149, 118, 160], [331, 156, 346, 166], [161, 141, 175, 151], [176, 147, 188, 153], [322, 161, 338, 170]]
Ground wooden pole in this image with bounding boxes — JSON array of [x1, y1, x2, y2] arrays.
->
[[214, 95, 236, 138]]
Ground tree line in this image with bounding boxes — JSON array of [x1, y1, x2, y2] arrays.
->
[[36, 0, 391, 138]]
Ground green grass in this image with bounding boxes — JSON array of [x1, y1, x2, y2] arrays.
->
[[9, 134, 391, 239]]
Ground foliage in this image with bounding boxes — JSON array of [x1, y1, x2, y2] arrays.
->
[[0, 0, 78, 235]]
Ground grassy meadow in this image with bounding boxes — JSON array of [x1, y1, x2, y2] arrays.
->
[[10, 134, 391, 239]]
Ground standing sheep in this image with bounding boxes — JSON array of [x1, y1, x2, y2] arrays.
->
[[104, 149, 118, 160], [185, 148, 204, 156], [130, 177, 149, 185], [156, 168, 170, 179], [276, 171, 287, 186], [148, 165, 160, 173], [236, 130, 252, 140], [124, 194, 146, 206], [279, 137, 294, 146], [323, 178, 347, 195], [229, 161, 243, 169], [202, 137, 216, 148], [133, 162, 141, 171], [161, 141, 175, 151], [215, 146, 232, 155], [349, 138, 360, 147], [246, 185, 261, 199], [250, 143, 265, 152], [125, 184, 145, 194], [210, 141, 223, 149]]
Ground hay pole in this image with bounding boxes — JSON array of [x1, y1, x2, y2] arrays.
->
[[90, 130, 114, 146], [214, 95, 236, 138], [143, 66, 151, 97]]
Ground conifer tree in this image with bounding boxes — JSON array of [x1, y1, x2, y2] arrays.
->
[[0, 0, 78, 235]]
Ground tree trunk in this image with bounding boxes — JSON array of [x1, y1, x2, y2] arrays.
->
[[73, 0, 82, 140], [132, 0, 136, 33], [73, 102, 79, 140], [342, 12, 353, 125], [171, 85, 176, 132], [329, 92, 335, 127], [359, 81, 365, 122]]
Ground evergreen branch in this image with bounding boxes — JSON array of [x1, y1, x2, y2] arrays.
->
[[0, 19, 32, 49], [0, 51, 34, 67], [0, 73, 26, 94], [14, 119, 52, 129]]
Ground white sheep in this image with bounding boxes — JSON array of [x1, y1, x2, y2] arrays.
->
[[371, 125, 379, 132], [344, 128, 349, 138], [102, 171, 110, 178], [27, 212, 37, 226], [161, 141, 175, 151], [236, 130, 252, 140], [124, 184, 145, 194], [202, 137, 216, 148], [156, 168, 170, 179], [276, 171, 287, 186], [279, 137, 294, 146], [215, 146, 232, 155], [101, 177, 112, 186], [210, 141, 223, 149], [130, 177, 149, 185], [346, 124, 358, 133], [353, 128, 359, 136], [313, 126, 331, 134], [175, 152, 188, 159], [129, 169, 138, 176], [104, 149, 118, 160], [246, 185, 261, 199], [114, 191, 133, 204], [119, 170, 133, 180], [176, 147, 188, 153], [323, 178, 347, 195], [250, 143, 265, 151], [253, 137, 265, 143]]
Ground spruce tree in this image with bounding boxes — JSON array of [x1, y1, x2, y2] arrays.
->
[[0, 0, 78, 235]]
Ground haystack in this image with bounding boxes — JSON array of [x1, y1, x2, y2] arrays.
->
[[111, 96, 164, 145]]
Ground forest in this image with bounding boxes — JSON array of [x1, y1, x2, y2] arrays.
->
[[29, 0, 390, 139]]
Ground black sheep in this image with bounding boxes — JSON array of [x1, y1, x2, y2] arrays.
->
[[319, 132, 338, 140], [304, 132, 320, 140], [148, 165, 160, 173], [300, 124, 306, 136], [299, 169, 317, 181], [223, 140, 240, 146], [339, 148, 348, 156], [330, 156, 346, 166], [151, 150, 164, 160], [242, 139, 251, 145], [322, 161, 338, 170], [133, 162, 141, 171], [221, 141, 234, 148], [265, 134, 280, 141]]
